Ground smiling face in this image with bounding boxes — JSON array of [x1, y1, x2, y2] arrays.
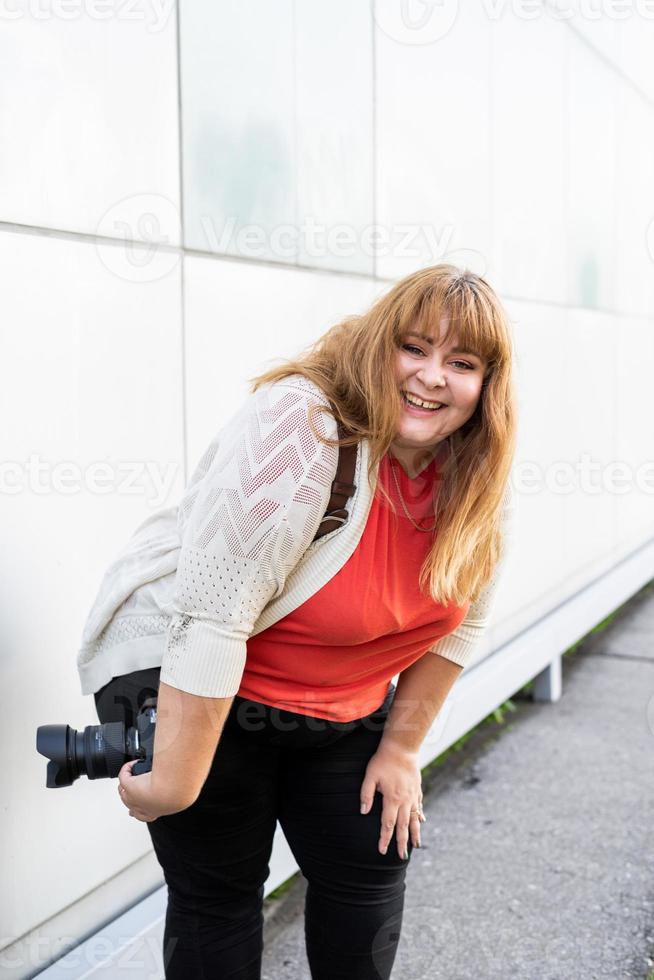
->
[[391, 315, 487, 474]]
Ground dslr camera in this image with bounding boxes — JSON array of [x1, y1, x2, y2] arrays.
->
[[36, 698, 157, 788]]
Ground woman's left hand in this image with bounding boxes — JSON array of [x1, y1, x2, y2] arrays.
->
[[359, 741, 426, 858], [117, 760, 186, 823]]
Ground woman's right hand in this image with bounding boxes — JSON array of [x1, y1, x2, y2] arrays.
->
[[116, 681, 235, 822], [117, 759, 195, 823]]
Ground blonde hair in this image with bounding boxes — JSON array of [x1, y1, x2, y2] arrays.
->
[[249, 264, 517, 606]]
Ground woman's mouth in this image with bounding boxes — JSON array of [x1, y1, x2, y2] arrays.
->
[[401, 391, 446, 414]]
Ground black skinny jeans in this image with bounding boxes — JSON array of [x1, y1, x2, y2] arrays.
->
[[95, 667, 413, 980]]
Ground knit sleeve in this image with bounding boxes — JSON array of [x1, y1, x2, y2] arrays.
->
[[428, 480, 517, 668], [159, 378, 339, 697]]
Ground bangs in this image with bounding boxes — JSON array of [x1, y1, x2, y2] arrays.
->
[[394, 273, 508, 368]]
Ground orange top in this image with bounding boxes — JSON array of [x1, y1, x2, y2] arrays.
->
[[237, 450, 470, 721]]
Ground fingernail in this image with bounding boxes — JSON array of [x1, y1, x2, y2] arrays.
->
[[381, 845, 387, 855], [403, 848, 409, 860], [360, 803, 368, 814], [416, 841, 421, 848]]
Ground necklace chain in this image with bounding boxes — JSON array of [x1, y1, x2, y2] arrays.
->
[[389, 458, 437, 533]]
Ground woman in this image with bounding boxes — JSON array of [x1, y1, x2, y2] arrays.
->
[[84, 264, 517, 979]]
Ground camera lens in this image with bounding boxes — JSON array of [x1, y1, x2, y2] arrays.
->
[[36, 722, 135, 787]]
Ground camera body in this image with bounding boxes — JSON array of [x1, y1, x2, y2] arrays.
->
[[36, 698, 157, 788]]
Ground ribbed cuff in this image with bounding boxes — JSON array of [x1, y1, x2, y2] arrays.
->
[[429, 633, 477, 668], [160, 617, 247, 698]]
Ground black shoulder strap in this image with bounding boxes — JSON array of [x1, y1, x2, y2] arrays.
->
[[312, 414, 358, 542]]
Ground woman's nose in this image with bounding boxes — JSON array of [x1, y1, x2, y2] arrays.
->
[[417, 362, 446, 389]]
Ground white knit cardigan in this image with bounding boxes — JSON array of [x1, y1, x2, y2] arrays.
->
[[77, 373, 515, 698]]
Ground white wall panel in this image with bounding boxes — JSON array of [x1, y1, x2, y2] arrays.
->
[[295, 0, 374, 275], [0, 3, 180, 243], [0, 229, 183, 949], [559, 2, 654, 101], [616, 16, 654, 100], [180, 0, 296, 262], [500, 300, 570, 617], [491, 302, 623, 639], [567, 34, 617, 311], [560, 309, 619, 573], [375, 3, 492, 281], [614, 89, 654, 317], [181, 0, 373, 276], [490, 13, 569, 303], [547, 1, 620, 63], [183, 256, 378, 468], [615, 314, 654, 549]]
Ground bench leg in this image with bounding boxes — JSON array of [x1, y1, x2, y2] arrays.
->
[[532, 655, 562, 702]]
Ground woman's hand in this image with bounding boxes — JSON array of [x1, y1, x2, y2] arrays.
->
[[359, 740, 426, 858], [117, 760, 192, 823], [115, 683, 233, 823]]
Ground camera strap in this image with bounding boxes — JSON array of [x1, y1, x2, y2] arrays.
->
[[312, 413, 358, 541]]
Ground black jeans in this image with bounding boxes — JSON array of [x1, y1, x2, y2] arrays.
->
[[95, 668, 412, 980]]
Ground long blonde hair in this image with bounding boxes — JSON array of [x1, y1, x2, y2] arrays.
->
[[249, 264, 517, 606]]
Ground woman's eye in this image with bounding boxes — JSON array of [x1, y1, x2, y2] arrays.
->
[[401, 346, 475, 369]]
